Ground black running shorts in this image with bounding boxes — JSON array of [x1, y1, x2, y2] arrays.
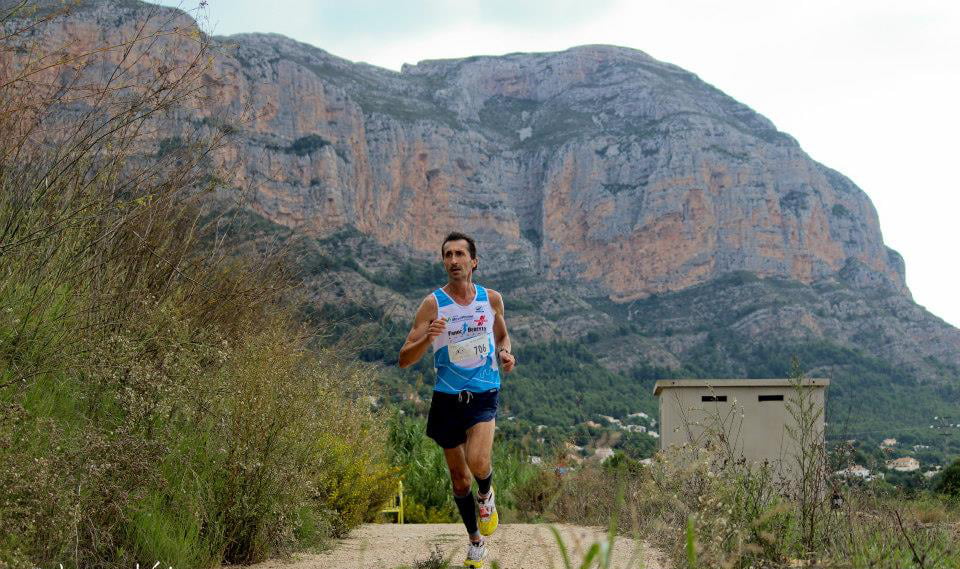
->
[[426, 389, 499, 449]]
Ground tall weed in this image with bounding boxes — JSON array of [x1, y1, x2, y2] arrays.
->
[[514, 369, 960, 568], [0, 3, 396, 567]]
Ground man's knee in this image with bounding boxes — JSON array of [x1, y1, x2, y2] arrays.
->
[[449, 469, 473, 495], [466, 453, 491, 477]]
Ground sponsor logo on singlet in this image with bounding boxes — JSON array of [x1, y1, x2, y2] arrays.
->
[[447, 322, 488, 338]]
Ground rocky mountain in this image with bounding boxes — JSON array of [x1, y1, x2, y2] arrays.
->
[[7, 0, 960, 441], [222, 33, 910, 300]]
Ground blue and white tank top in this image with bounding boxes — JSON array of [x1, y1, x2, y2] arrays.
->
[[431, 284, 501, 394]]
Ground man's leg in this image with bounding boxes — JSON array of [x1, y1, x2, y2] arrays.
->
[[465, 420, 498, 536], [464, 419, 495, 490], [443, 445, 481, 543]]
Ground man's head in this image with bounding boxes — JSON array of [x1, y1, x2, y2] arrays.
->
[[441, 231, 478, 280]]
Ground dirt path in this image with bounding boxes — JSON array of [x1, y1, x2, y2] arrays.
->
[[250, 523, 667, 569]]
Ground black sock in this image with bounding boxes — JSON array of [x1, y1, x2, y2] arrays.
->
[[477, 468, 493, 498], [453, 490, 478, 536]]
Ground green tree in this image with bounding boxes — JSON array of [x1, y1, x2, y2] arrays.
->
[[935, 459, 960, 497]]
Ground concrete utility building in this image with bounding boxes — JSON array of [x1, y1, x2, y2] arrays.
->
[[654, 379, 829, 479]]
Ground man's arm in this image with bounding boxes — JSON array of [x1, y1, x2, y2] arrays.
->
[[398, 296, 445, 368], [489, 290, 516, 373]]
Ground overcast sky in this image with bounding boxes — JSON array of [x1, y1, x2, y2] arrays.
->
[[153, 0, 960, 327]]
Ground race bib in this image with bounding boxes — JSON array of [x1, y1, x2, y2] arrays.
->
[[449, 333, 491, 363]]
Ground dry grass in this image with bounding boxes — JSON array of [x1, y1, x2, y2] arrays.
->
[[512, 374, 960, 568], [0, 4, 395, 567]]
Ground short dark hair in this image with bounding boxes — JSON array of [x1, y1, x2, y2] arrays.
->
[[441, 231, 477, 260]]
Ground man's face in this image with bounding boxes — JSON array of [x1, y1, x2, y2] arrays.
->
[[441, 239, 476, 280]]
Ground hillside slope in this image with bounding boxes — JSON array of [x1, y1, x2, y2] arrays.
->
[[9, 0, 960, 452]]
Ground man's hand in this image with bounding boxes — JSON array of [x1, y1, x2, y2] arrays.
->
[[399, 297, 442, 368], [498, 349, 516, 373], [426, 317, 447, 340]]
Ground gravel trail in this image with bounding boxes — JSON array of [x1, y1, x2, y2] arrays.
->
[[248, 523, 667, 569]]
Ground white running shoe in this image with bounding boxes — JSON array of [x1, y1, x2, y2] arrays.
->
[[464, 538, 486, 568]]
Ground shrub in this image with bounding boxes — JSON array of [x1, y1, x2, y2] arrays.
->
[[529, 393, 960, 569], [513, 470, 564, 519], [0, 4, 397, 567], [387, 414, 539, 524], [935, 459, 960, 498], [388, 415, 460, 523], [286, 134, 331, 156]]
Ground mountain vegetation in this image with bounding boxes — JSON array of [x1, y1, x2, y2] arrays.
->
[[0, 6, 393, 566], [273, 223, 960, 467]]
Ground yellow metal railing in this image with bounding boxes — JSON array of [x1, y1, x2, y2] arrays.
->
[[381, 480, 404, 524]]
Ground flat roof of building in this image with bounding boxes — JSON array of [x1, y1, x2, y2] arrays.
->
[[653, 378, 829, 396]]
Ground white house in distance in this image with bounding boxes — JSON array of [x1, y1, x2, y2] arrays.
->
[[654, 378, 829, 481], [886, 457, 920, 472], [923, 466, 942, 479], [594, 447, 615, 462], [835, 464, 871, 479]]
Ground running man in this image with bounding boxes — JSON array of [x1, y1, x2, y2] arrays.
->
[[398, 231, 516, 569]]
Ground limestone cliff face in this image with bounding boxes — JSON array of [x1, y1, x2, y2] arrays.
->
[[8, 0, 907, 301], [208, 36, 909, 301], [207, 33, 909, 300]]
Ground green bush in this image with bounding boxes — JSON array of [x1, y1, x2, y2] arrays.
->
[[0, 8, 397, 567], [387, 414, 539, 523], [285, 134, 331, 156], [512, 469, 564, 519], [389, 415, 460, 522], [935, 459, 960, 497]]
